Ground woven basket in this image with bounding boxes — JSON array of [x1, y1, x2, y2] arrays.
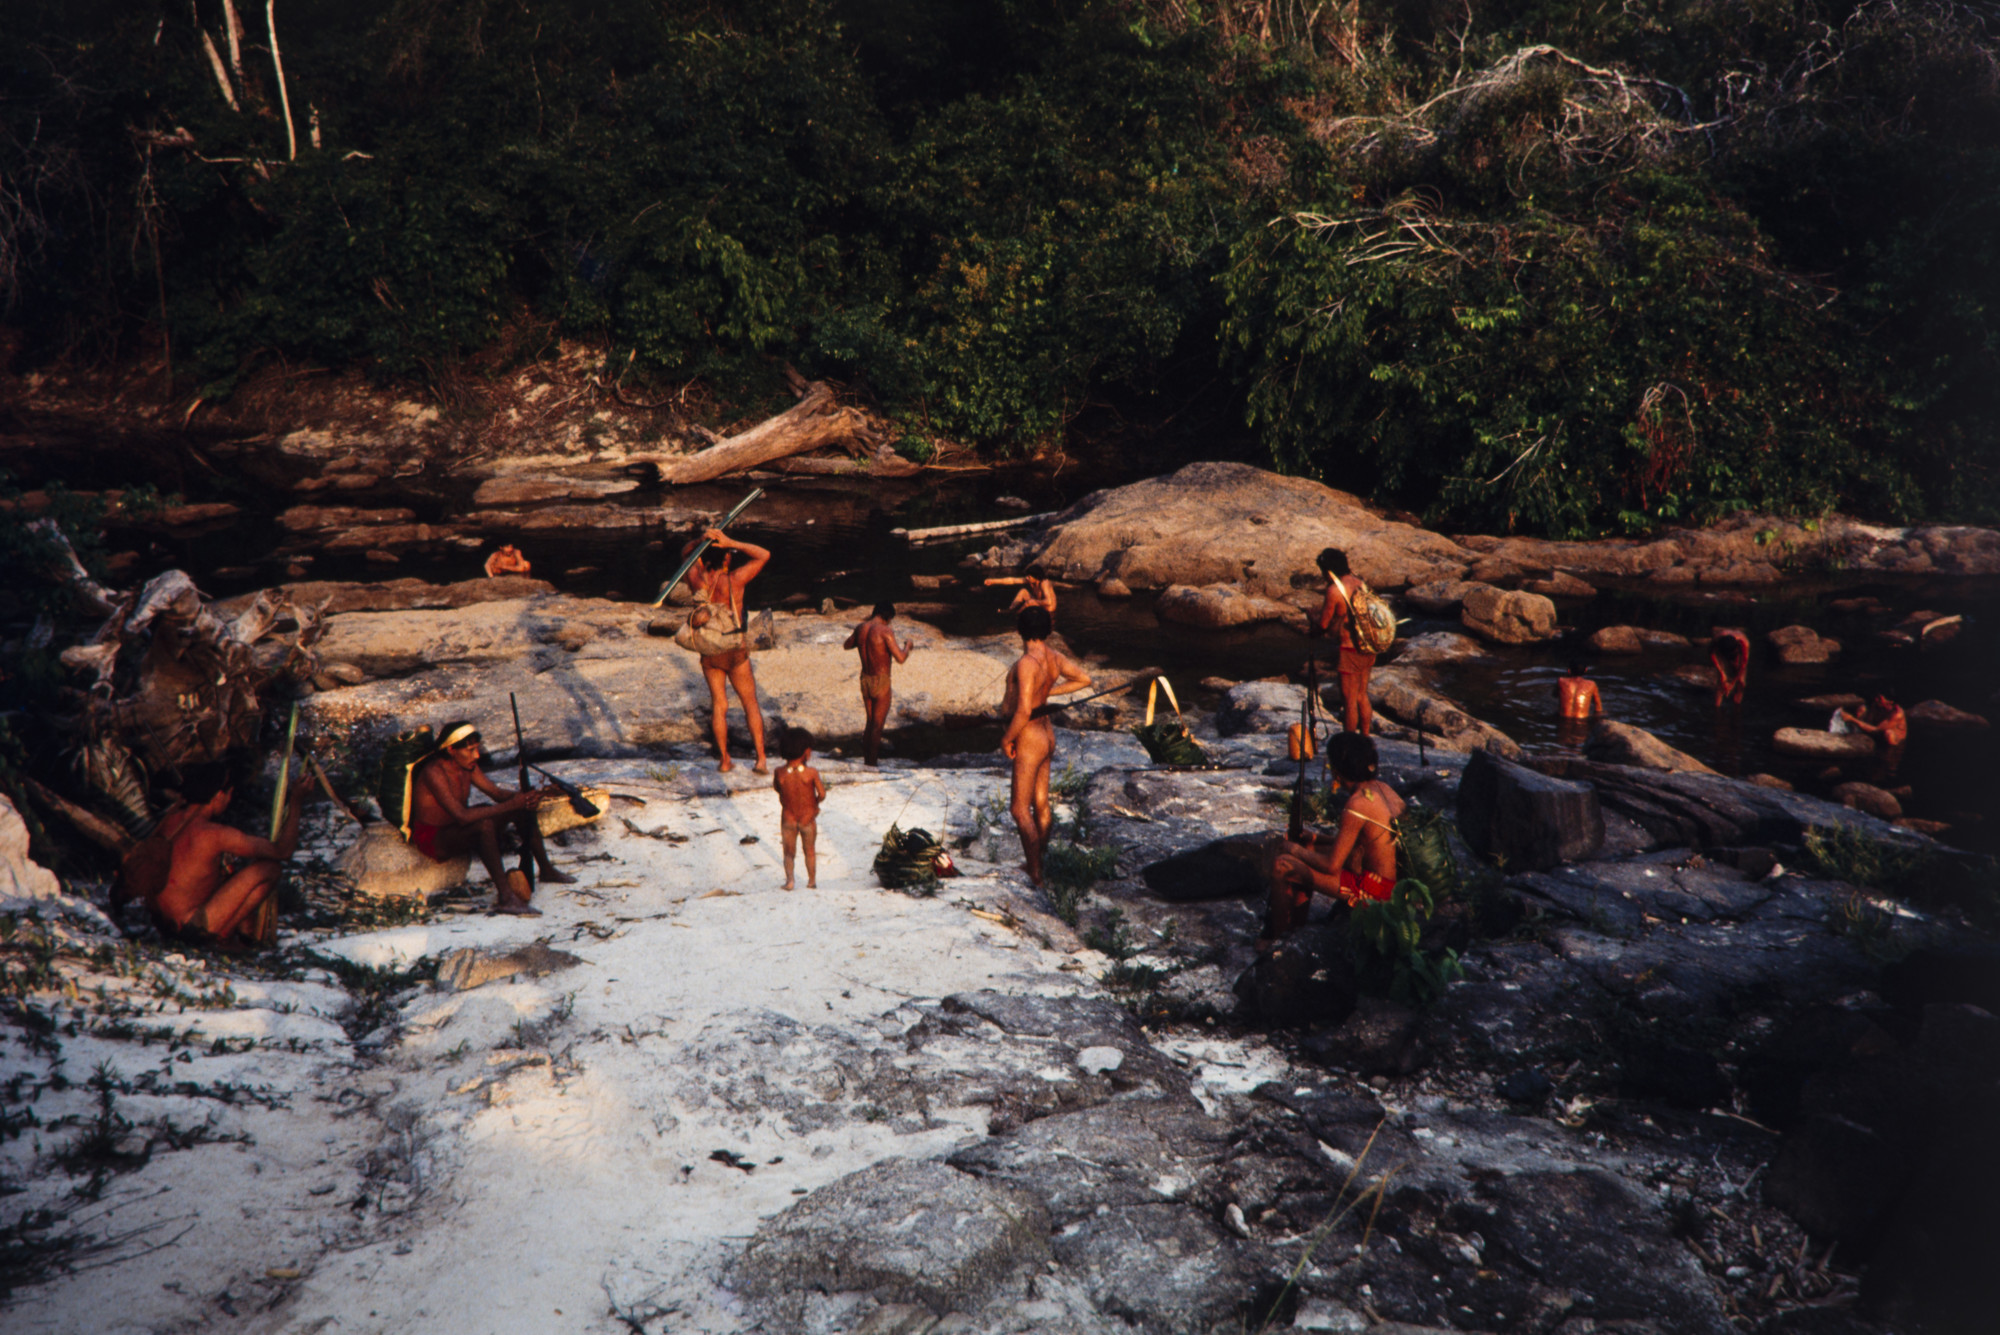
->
[[537, 787, 611, 837]]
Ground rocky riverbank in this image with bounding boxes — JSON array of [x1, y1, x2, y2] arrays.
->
[[5, 582, 1995, 1334]]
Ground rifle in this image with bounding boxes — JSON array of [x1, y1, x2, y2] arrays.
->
[[652, 487, 764, 607], [1289, 655, 1320, 843], [529, 764, 601, 818], [509, 692, 535, 890], [1028, 670, 1161, 720]]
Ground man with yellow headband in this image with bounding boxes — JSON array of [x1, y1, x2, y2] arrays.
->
[[408, 722, 572, 915]]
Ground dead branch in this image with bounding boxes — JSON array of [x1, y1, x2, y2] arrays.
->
[[200, 30, 237, 111], [266, 1, 297, 160], [631, 382, 883, 484]]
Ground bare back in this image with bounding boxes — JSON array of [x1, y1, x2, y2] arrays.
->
[[1557, 677, 1602, 720], [774, 763, 826, 825], [157, 814, 277, 927], [1338, 779, 1406, 882], [848, 618, 906, 677]]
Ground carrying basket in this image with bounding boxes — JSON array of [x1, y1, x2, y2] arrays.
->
[[672, 587, 747, 657], [1332, 577, 1399, 656], [874, 823, 953, 895], [1130, 677, 1209, 767], [374, 726, 438, 839]]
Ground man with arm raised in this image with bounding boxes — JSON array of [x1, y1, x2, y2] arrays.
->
[[999, 606, 1091, 887]]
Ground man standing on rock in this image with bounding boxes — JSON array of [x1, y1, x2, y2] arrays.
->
[[1000, 605, 1091, 887], [407, 722, 571, 915], [1315, 547, 1374, 736], [843, 602, 912, 766], [685, 527, 773, 773]]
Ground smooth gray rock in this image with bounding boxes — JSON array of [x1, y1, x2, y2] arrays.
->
[[435, 942, 585, 993], [1048, 1202, 1262, 1335], [948, 1098, 1230, 1225], [1140, 834, 1269, 902], [1215, 681, 1310, 737], [1455, 749, 1604, 870], [1585, 719, 1716, 774], [727, 1160, 1049, 1314]]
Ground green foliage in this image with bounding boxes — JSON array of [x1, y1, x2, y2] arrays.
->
[[1044, 840, 1119, 925], [1349, 877, 1463, 1005]]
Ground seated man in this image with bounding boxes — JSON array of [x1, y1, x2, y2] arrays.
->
[[1260, 733, 1405, 949], [151, 764, 306, 951], [1840, 695, 1908, 748], [484, 544, 532, 578], [407, 722, 570, 916]]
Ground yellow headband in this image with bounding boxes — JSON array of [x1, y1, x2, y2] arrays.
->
[[439, 724, 479, 750]]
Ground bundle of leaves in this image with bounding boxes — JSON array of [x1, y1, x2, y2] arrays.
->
[[1131, 717, 1209, 767], [873, 823, 945, 896], [1349, 877, 1463, 1006]]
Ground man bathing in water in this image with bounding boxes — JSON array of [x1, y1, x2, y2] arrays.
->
[[1260, 733, 1404, 949], [149, 764, 306, 950], [407, 722, 571, 916], [985, 575, 1060, 618], [773, 727, 827, 890], [684, 527, 772, 773], [999, 605, 1091, 887], [1710, 628, 1750, 706], [1556, 661, 1603, 719], [843, 603, 912, 767]]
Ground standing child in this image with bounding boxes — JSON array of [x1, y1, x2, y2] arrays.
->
[[773, 726, 827, 890]]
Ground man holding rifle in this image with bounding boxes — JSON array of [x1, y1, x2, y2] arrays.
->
[[407, 722, 572, 916]]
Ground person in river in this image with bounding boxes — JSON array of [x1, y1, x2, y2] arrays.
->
[[407, 722, 570, 916], [999, 605, 1091, 887], [683, 526, 772, 773], [772, 727, 828, 890], [1259, 732, 1405, 950], [1840, 695, 1908, 748], [843, 602, 913, 767], [148, 763, 305, 950], [483, 544, 532, 579], [1710, 628, 1750, 706], [1557, 661, 1603, 719], [984, 575, 1060, 619], [1315, 548, 1375, 736]]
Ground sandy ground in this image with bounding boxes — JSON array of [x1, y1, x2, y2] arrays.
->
[[7, 760, 1265, 1335]]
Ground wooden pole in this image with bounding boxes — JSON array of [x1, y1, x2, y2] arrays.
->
[[200, 30, 238, 110], [224, 0, 244, 78], [266, 1, 297, 161], [269, 701, 299, 840]]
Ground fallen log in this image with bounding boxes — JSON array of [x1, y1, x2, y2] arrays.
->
[[630, 382, 879, 485], [764, 447, 923, 479], [893, 513, 1056, 546]]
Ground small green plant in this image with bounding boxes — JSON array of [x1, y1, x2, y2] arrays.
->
[[1043, 841, 1118, 926], [1349, 879, 1464, 1006], [1831, 889, 1899, 959], [1050, 763, 1090, 803], [1801, 825, 1932, 890], [1083, 908, 1139, 961]]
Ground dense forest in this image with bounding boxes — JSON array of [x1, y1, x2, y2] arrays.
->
[[2, 0, 1996, 537]]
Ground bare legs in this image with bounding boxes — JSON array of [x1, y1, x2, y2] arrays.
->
[[1010, 725, 1056, 887], [704, 660, 769, 773], [862, 690, 891, 766], [1339, 668, 1372, 735], [200, 861, 281, 946], [781, 819, 817, 890]]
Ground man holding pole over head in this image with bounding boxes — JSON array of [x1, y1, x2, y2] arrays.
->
[[844, 602, 913, 767], [683, 527, 773, 774], [1000, 605, 1091, 887]]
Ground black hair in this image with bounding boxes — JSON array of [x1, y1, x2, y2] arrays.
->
[[1325, 731, 1379, 783], [437, 721, 482, 749], [873, 602, 896, 620], [1710, 631, 1747, 662], [780, 726, 813, 761], [1568, 660, 1589, 677], [181, 763, 232, 805], [1317, 547, 1350, 577], [1017, 605, 1052, 642]]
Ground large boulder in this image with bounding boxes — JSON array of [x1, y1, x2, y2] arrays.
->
[[1022, 461, 1472, 598], [1906, 699, 1989, 732], [1767, 624, 1842, 664], [337, 823, 472, 900], [1832, 782, 1903, 820], [1154, 583, 1304, 630], [1456, 748, 1604, 869], [1588, 624, 1691, 653], [1214, 681, 1310, 736], [1772, 727, 1876, 760], [1402, 579, 1482, 614], [1140, 834, 1270, 902], [1459, 585, 1559, 644], [727, 1160, 1049, 1314], [1584, 720, 1716, 774], [1368, 672, 1523, 758]]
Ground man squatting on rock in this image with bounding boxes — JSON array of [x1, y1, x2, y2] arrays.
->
[[773, 726, 827, 890], [844, 602, 913, 767], [407, 722, 572, 916], [1259, 733, 1404, 950], [144, 763, 308, 950], [1000, 605, 1091, 887], [1315, 547, 1374, 737], [684, 526, 772, 774]]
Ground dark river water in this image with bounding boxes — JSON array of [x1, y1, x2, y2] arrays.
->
[[87, 458, 2000, 856]]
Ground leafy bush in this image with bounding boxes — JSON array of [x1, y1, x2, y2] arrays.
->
[[1349, 877, 1463, 1005]]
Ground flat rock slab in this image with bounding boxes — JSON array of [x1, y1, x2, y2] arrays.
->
[[1513, 859, 1770, 931], [949, 1097, 1230, 1224], [1456, 749, 1604, 870], [1772, 726, 1876, 760], [728, 1160, 1050, 1313], [1049, 1201, 1262, 1334], [435, 942, 586, 992], [1139, 833, 1269, 902]]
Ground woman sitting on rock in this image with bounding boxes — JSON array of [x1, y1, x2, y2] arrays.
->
[[1259, 733, 1405, 949]]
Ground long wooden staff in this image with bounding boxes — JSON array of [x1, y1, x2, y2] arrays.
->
[[652, 487, 764, 606], [269, 701, 299, 840]]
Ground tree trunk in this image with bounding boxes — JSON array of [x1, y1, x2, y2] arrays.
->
[[635, 382, 877, 485]]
